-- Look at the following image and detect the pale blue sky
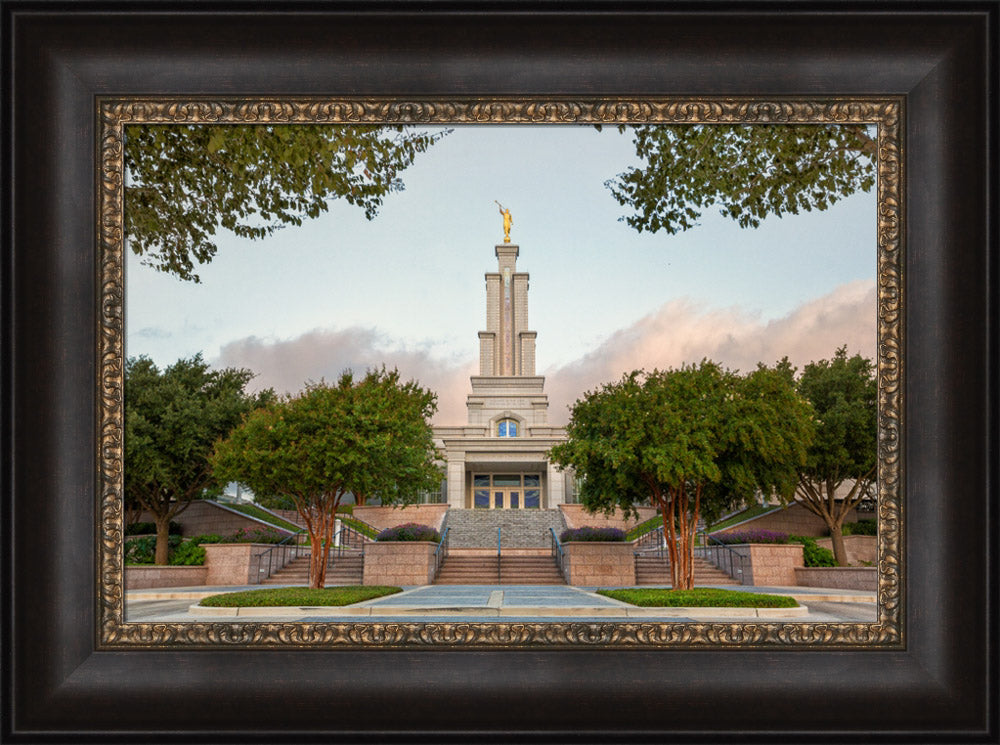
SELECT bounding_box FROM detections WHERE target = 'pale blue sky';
[126,125,875,401]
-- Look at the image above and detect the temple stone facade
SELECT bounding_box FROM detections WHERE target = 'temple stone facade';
[432,243,573,509]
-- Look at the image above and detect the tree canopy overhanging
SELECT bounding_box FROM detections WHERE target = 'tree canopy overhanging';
[124,124,446,282]
[606,123,877,235]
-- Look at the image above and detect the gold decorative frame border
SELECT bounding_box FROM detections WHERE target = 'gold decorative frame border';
[98,97,903,648]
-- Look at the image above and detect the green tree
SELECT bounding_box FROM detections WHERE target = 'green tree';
[124,355,273,564]
[550,361,812,590]
[211,368,442,588]
[125,124,446,282]
[793,348,877,566]
[606,124,876,236]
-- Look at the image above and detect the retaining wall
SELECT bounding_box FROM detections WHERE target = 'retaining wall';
[559,504,657,531]
[726,543,805,586]
[363,542,437,586]
[795,567,878,591]
[353,504,450,532]
[815,535,877,566]
[563,542,635,587]
[125,565,208,590]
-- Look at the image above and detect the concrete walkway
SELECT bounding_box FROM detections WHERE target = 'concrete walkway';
[126,583,876,623]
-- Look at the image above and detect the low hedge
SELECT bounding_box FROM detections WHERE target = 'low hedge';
[560,527,626,542]
[842,520,877,536]
[125,520,182,536]
[789,535,837,567]
[375,523,441,542]
[710,529,789,545]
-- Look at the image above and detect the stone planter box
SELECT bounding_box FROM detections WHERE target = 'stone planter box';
[563,542,635,587]
[203,543,281,585]
[795,566,878,591]
[125,565,208,590]
[363,541,437,586]
[726,543,805,586]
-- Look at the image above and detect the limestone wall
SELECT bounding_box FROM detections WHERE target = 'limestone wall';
[353,504,449,532]
[714,502,867,538]
[363,542,437,586]
[559,504,658,531]
[202,543,278,585]
[125,565,208,589]
[815,535,877,566]
[563,542,635,587]
[727,543,805,586]
[795,567,877,591]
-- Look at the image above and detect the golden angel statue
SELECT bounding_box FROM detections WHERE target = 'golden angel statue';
[495,201,512,243]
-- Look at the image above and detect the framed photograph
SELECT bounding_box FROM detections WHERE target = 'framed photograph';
[3,3,995,742]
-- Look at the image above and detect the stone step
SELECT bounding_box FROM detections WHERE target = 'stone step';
[443,508,567,549]
[634,555,740,586]
[261,553,364,586]
[434,555,565,585]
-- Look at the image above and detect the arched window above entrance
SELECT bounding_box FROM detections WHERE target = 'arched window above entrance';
[497,419,518,437]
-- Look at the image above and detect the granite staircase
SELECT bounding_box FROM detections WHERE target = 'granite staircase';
[443,508,567,548]
[634,554,741,586]
[261,550,364,586]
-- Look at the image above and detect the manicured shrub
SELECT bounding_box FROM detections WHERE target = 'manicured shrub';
[710,529,789,545]
[125,520,182,536]
[223,526,291,544]
[169,541,207,566]
[560,526,626,542]
[336,504,354,515]
[125,534,181,564]
[789,535,837,567]
[375,523,441,542]
[842,519,877,536]
[187,533,226,545]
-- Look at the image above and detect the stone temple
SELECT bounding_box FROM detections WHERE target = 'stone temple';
[432,241,575,510]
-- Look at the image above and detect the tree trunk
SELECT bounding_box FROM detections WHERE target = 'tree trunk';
[154,516,171,565]
[828,523,849,567]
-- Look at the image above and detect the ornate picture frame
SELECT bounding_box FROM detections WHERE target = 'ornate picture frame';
[100,97,902,649]
[4,4,994,741]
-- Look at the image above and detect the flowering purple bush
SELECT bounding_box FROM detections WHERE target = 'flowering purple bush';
[710,529,789,545]
[223,526,291,544]
[560,526,626,542]
[375,523,441,542]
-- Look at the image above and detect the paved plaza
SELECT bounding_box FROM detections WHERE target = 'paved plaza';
[125,583,877,623]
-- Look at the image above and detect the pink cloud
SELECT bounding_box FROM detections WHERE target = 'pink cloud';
[543,280,877,423]
[214,327,475,423]
[215,280,876,426]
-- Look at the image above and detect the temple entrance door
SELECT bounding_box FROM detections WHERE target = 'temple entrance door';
[473,473,542,509]
[491,489,521,509]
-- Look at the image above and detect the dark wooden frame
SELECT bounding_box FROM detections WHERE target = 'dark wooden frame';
[2,3,996,741]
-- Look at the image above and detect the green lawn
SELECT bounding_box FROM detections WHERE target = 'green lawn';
[199,586,402,607]
[707,504,781,533]
[597,587,798,608]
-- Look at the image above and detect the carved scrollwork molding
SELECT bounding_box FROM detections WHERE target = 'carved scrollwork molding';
[98,97,902,648]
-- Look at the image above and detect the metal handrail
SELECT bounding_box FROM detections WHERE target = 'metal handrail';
[549,527,568,582]
[432,526,450,580]
[251,529,309,584]
[633,524,669,559]
[694,531,749,584]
